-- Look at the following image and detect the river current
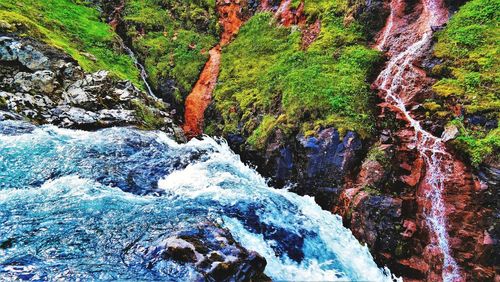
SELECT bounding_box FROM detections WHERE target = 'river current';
[0,120,395,281]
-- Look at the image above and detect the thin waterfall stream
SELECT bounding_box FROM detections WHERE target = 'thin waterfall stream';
[374,0,461,280]
[122,43,157,99]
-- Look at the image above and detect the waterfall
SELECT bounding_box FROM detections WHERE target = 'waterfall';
[373,0,461,280]
[122,44,156,99]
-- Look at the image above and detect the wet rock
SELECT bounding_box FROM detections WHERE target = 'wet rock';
[161,238,198,262]
[466,114,498,131]
[223,126,366,210]
[0,110,23,121]
[143,222,268,282]
[0,36,50,70]
[13,70,57,94]
[294,128,364,194]
[441,124,459,142]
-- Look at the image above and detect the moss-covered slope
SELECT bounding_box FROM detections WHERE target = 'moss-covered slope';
[0,0,140,84]
[121,0,218,105]
[208,1,381,150]
[432,0,499,165]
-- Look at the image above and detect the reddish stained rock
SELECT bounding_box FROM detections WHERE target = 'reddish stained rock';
[401,156,423,187]
[183,0,246,139]
[401,220,417,238]
[275,0,305,27]
[301,20,321,49]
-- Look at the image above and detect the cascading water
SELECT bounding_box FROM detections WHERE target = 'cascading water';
[122,44,156,99]
[0,120,397,281]
[374,0,461,280]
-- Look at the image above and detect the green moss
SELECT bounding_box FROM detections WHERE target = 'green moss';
[0,0,140,84]
[0,96,6,109]
[433,0,499,114]
[362,185,381,196]
[122,0,218,100]
[450,119,500,166]
[132,99,164,130]
[423,101,442,112]
[433,0,499,165]
[247,115,285,150]
[212,7,380,148]
[366,145,391,169]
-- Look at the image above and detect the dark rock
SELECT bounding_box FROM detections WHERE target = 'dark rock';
[274,146,293,183]
[222,126,366,210]
[467,115,487,126]
[346,0,390,40]
[0,36,50,70]
[162,238,198,262]
[142,222,267,282]
[296,128,364,189]
[315,187,342,210]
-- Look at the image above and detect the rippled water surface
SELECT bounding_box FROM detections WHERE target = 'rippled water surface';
[0,121,395,281]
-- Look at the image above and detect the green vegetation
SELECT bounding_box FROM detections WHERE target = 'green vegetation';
[432,0,499,165]
[131,99,165,130]
[450,119,499,166]
[122,0,218,102]
[0,96,6,109]
[0,0,140,84]
[366,144,391,169]
[211,3,380,149]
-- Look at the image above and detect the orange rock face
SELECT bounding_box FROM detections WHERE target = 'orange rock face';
[183,0,246,139]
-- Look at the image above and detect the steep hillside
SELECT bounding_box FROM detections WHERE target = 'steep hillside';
[115,0,219,111]
[0,0,140,84]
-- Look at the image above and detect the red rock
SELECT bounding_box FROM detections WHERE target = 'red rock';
[401,220,417,238]
[183,0,246,138]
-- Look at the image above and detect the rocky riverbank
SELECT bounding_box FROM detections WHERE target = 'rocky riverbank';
[0,36,182,139]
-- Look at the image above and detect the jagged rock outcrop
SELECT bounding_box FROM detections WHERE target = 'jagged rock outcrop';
[0,36,183,139]
[226,127,366,204]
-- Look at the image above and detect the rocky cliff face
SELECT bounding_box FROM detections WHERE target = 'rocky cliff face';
[0,36,182,139]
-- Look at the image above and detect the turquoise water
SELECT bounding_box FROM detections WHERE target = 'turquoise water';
[0,121,395,281]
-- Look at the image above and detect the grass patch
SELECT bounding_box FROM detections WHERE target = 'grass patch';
[0,0,140,84]
[132,99,164,130]
[122,0,218,102]
[450,119,499,166]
